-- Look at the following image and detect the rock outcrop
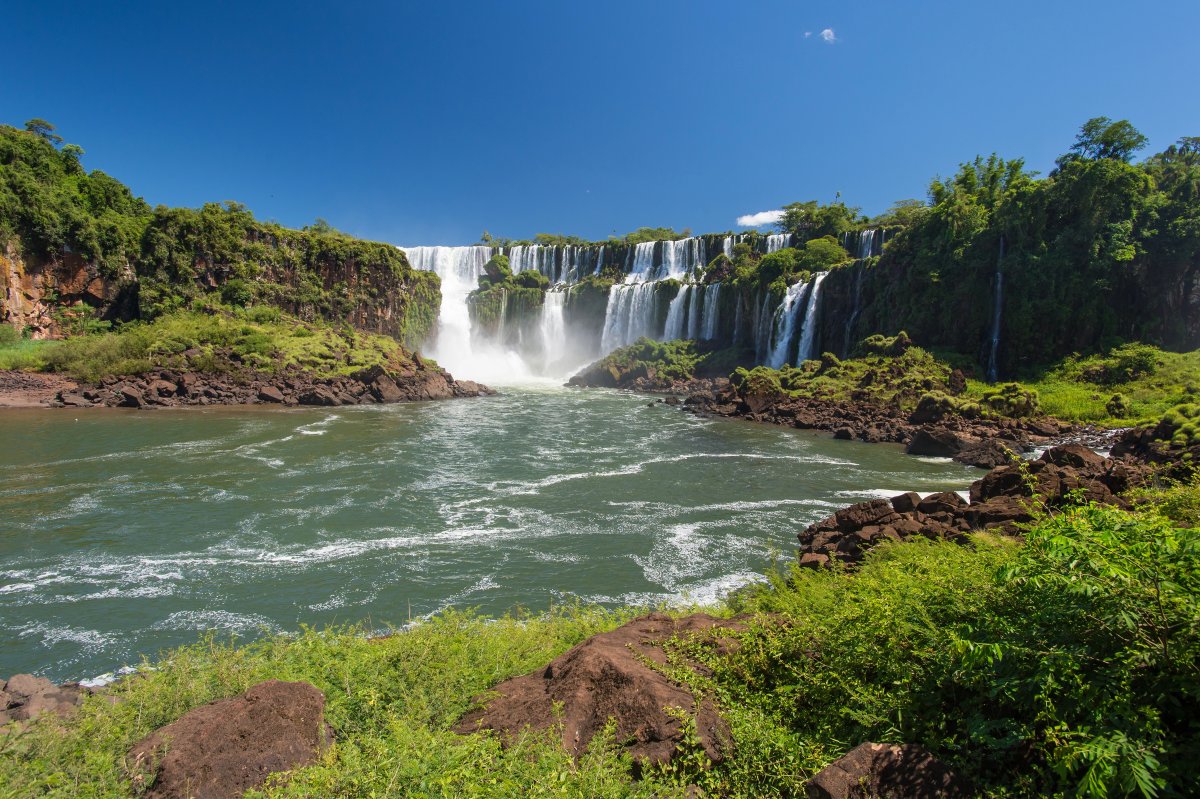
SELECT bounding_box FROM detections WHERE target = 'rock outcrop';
[797,444,1149,567]
[0,673,87,724]
[681,380,1094,469]
[455,613,743,770]
[806,742,969,799]
[128,680,330,799]
[38,361,491,410]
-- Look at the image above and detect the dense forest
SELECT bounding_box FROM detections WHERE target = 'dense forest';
[0,120,439,349]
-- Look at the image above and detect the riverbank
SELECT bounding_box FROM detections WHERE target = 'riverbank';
[3,424,1196,797]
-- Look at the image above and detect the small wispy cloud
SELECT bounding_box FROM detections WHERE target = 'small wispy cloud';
[737,210,784,227]
[820,28,837,44]
[804,31,812,38]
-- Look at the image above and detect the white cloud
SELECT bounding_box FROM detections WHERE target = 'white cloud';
[737,210,785,227]
[804,31,812,38]
[820,28,836,43]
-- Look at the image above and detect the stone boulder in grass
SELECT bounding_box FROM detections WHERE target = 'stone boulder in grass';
[806,742,970,799]
[455,613,745,771]
[128,680,331,799]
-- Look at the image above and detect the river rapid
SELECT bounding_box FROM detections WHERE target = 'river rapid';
[0,384,977,682]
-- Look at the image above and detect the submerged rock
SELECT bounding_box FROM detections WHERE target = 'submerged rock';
[128,679,330,799]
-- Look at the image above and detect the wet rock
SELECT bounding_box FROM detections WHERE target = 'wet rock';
[953,439,1018,469]
[128,680,330,799]
[891,492,922,514]
[298,386,340,406]
[806,742,969,799]
[906,427,971,458]
[455,613,740,770]
[257,385,285,403]
[117,385,144,408]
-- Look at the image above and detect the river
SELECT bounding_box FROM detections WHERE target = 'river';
[0,385,977,681]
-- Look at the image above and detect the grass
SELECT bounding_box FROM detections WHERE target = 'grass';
[0,606,687,799]
[0,305,420,383]
[964,344,1200,426]
[0,338,57,371]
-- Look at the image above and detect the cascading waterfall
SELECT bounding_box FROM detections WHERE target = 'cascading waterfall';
[601,282,662,353]
[795,272,829,364]
[663,284,692,342]
[840,228,877,355]
[685,282,704,340]
[986,235,1006,382]
[539,288,568,371]
[402,233,846,382]
[766,281,809,369]
[398,245,496,377]
[753,290,775,364]
[701,284,721,340]
[765,233,793,254]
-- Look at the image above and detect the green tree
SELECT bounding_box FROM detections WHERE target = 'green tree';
[24,118,62,146]
[1059,117,1149,166]
[777,200,860,241]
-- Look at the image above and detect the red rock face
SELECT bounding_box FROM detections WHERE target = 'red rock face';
[1,243,130,338]
[127,680,331,799]
[455,613,745,770]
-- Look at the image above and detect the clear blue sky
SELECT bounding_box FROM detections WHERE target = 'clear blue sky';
[4,1,1198,245]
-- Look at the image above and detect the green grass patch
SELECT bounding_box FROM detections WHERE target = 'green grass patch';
[965,344,1200,426]
[0,338,58,371]
[20,305,415,383]
[0,607,688,799]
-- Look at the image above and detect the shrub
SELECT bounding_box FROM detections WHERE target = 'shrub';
[980,382,1040,417]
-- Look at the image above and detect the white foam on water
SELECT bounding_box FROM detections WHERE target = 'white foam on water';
[152,610,281,634]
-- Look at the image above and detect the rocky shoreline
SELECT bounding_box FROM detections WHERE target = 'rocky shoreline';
[0,361,492,410]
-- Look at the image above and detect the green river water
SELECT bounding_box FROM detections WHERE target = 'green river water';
[0,385,978,682]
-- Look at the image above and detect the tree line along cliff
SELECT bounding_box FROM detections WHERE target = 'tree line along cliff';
[0,120,439,350]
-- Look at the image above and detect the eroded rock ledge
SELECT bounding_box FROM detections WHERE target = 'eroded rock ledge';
[797,443,1149,568]
[33,361,491,409]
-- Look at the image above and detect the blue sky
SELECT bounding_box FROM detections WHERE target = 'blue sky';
[4,1,1198,245]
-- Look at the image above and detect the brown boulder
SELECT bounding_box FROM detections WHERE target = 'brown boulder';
[128,680,330,799]
[455,613,737,770]
[891,492,922,514]
[1041,443,1105,471]
[906,427,973,458]
[953,439,1018,469]
[917,492,967,515]
[257,385,285,403]
[298,386,340,406]
[806,742,969,799]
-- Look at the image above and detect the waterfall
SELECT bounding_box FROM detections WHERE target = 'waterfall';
[795,272,829,364]
[593,245,605,275]
[857,229,876,260]
[600,282,661,353]
[986,236,1006,382]
[722,236,735,259]
[766,234,793,254]
[685,282,703,340]
[398,245,495,376]
[766,281,809,368]
[663,284,691,341]
[753,290,775,363]
[625,242,657,283]
[540,288,568,371]
[843,264,866,356]
[701,284,721,340]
